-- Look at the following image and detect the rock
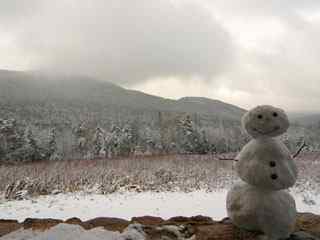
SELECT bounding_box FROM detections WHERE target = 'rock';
[64,217,83,225]
[0,213,319,239]
[289,231,320,240]
[296,213,320,238]
[131,216,164,225]
[82,217,130,231]
[145,224,195,240]
[196,222,260,240]
[167,215,214,225]
[190,215,215,223]
[0,220,21,237]
[23,218,63,230]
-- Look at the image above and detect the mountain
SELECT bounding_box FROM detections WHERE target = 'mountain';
[0,69,246,121]
[288,112,320,126]
[177,97,245,121]
[1,69,320,160]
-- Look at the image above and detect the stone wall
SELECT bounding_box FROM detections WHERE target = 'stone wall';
[1,213,320,239]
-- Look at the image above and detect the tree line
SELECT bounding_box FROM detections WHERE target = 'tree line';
[0,112,317,163]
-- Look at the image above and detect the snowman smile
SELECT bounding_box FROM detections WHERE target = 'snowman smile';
[252,126,280,135]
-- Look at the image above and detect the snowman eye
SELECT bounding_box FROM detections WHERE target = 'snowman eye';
[273,112,278,117]
[257,114,263,119]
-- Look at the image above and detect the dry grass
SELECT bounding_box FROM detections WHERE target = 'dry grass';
[0,153,319,199]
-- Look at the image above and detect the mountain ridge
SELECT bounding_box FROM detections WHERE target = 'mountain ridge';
[0,69,246,121]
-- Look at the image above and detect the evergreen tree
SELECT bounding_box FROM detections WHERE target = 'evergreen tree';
[17,127,42,162]
[178,115,200,154]
[105,124,121,158]
[92,127,105,158]
[0,119,24,162]
[119,124,133,156]
[47,128,60,160]
[73,122,89,158]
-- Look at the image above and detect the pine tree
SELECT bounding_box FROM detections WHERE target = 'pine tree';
[142,126,155,154]
[178,115,199,153]
[105,124,121,158]
[22,127,41,161]
[73,122,88,158]
[47,128,60,160]
[0,119,23,153]
[119,124,133,156]
[0,119,25,162]
[92,127,105,158]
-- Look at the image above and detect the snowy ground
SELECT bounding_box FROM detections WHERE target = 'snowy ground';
[0,189,319,222]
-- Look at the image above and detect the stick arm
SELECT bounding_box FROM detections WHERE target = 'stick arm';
[292,140,307,159]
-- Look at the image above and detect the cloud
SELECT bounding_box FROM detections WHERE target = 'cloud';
[2,0,320,112]
[0,0,234,85]
[0,1,43,28]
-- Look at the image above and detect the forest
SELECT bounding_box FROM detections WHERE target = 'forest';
[0,101,319,163]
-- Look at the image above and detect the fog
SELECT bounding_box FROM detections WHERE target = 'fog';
[1,0,320,112]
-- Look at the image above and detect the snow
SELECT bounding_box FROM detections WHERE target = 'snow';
[0,189,319,223]
[1,223,145,240]
[0,189,319,239]
[0,190,227,222]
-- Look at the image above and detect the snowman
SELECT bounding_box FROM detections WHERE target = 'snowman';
[226,105,298,240]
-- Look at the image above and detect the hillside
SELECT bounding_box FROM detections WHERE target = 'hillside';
[0,69,245,121]
[0,69,319,162]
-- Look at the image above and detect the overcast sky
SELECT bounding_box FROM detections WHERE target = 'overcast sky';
[1,0,320,112]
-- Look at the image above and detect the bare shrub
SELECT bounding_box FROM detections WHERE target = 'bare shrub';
[0,153,319,199]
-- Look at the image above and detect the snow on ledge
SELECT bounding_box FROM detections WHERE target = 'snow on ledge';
[1,223,145,240]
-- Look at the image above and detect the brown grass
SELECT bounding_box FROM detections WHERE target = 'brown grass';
[0,153,319,198]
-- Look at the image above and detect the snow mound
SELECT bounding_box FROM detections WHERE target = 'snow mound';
[1,223,145,240]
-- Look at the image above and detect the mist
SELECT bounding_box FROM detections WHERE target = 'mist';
[1,0,320,111]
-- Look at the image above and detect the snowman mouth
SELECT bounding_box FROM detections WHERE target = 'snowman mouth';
[253,126,280,135]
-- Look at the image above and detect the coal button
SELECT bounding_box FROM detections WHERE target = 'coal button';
[271,174,278,180]
[269,161,276,167]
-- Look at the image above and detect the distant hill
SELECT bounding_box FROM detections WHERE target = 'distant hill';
[1,69,320,160]
[288,112,320,126]
[0,69,246,121]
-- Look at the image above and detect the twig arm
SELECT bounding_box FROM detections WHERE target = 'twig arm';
[218,156,238,162]
[293,140,307,159]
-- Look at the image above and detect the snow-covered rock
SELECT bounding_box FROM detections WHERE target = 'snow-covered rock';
[1,223,145,240]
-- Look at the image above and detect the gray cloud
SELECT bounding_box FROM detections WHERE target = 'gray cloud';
[2,0,320,112]
[0,1,43,28]
[1,0,234,85]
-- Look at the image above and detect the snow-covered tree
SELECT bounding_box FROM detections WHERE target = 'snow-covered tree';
[8,127,42,162]
[46,128,61,161]
[73,122,89,158]
[176,116,214,154]
[0,119,23,153]
[177,115,199,154]
[105,124,121,158]
[92,127,105,158]
[0,119,25,162]
[119,124,133,156]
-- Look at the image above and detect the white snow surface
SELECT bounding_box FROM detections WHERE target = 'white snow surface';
[0,190,319,239]
[0,190,319,222]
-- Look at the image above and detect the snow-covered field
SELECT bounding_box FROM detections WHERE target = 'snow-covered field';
[0,154,319,239]
[0,189,319,222]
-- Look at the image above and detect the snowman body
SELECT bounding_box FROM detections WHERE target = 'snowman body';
[226,105,298,240]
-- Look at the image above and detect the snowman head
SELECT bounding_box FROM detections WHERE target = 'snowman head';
[242,105,289,138]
